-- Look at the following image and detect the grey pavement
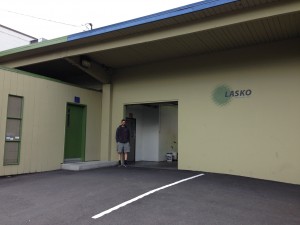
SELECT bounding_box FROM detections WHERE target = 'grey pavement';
[0,167,299,225]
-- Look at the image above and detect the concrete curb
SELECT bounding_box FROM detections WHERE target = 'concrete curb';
[61,161,118,171]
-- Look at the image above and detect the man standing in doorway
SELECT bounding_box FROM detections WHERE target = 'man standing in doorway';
[116,119,130,167]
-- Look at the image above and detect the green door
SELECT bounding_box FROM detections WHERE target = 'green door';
[64,104,86,161]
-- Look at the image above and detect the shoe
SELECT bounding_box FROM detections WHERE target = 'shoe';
[123,164,127,167]
[117,160,121,167]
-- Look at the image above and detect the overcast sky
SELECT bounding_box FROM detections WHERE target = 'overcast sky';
[0,0,201,40]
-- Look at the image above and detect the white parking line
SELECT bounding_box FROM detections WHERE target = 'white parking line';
[92,173,204,219]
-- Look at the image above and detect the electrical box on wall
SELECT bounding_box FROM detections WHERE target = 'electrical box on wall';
[74,96,80,103]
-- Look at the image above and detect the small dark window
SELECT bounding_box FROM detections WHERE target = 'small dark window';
[4,95,23,165]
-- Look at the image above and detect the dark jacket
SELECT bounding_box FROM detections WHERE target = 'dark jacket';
[116,125,130,143]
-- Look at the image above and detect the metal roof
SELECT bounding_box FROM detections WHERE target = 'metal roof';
[68,0,238,41]
[0,0,299,90]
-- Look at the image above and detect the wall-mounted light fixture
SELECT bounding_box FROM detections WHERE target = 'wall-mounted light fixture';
[80,55,92,68]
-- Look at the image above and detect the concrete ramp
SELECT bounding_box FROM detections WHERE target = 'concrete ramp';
[61,161,118,171]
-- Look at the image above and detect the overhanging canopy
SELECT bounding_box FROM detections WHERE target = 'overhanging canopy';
[0,0,299,90]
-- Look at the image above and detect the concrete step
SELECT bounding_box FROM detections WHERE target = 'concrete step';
[61,161,118,171]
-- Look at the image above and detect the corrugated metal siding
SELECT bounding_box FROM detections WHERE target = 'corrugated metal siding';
[0,68,102,176]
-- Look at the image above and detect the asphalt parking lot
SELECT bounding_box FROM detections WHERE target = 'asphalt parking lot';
[0,167,299,225]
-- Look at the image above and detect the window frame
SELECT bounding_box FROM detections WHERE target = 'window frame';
[3,95,24,166]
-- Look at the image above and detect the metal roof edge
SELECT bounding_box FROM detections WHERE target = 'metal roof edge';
[67,0,238,41]
[0,36,68,57]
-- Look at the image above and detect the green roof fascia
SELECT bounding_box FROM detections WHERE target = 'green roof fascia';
[0,36,68,57]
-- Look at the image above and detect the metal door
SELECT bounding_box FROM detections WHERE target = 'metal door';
[64,104,86,161]
[126,117,136,162]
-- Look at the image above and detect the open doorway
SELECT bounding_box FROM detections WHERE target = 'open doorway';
[125,101,178,169]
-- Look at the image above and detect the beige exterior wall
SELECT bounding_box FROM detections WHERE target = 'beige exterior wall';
[110,38,300,184]
[0,69,102,176]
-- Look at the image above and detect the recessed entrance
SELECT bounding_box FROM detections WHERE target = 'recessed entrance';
[125,101,178,169]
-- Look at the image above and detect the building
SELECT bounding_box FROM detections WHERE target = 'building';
[0,0,300,184]
[0,24,37,51]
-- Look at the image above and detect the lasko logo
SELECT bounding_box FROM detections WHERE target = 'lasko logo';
[212,85,232,106]
[225,89,252,97]
[212,85,252,106]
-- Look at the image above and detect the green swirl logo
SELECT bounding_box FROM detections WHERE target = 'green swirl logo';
[212,85,232,106]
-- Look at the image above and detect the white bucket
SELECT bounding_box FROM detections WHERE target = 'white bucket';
[166,153,173,162]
